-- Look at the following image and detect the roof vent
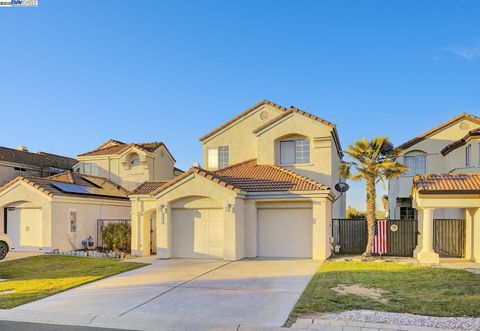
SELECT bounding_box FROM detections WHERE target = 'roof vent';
[17,146,28,152]
[192,162,200,168]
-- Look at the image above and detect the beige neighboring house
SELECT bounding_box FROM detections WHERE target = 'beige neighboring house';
[389,113,480,264]
[0,172,130,252]
[130,100,346,261]
[76,139,182,192]
[0,145,78,186]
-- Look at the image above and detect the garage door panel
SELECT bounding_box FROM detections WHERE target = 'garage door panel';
[7,208,43,251]
[172,208,224,259]
[258,208,312,258]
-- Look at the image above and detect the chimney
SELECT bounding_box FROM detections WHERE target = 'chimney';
[17,146,28,152]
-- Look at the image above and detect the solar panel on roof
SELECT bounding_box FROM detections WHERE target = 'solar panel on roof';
[51,182,90,194]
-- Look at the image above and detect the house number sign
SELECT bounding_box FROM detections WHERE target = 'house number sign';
[390,224,398,232]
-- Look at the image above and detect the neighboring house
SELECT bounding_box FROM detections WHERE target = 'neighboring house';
[388,113,480,220]
[0,145,78,187]
[130,100,346,260]
[76,139,181,192]
[388,113,480,264]
[0,172,130,252]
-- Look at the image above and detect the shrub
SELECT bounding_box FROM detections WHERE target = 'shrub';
[101,223,131,253]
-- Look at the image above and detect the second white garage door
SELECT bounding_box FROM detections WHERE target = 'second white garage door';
[257,208,312,258]
[172,208,224,259]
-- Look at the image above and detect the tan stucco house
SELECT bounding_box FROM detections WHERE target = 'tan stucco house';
[130,100,346,260]
[0,172,130,252]
[388,113,480,263]
[76,139,182,192]
[0,139,181,253]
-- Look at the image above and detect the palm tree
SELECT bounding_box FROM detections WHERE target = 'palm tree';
[339,137,408,256]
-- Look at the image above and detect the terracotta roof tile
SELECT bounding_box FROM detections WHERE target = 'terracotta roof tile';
[78,140,176,161]
[131,181,169,195]
[132,159,330,196]
[413,173,480,194]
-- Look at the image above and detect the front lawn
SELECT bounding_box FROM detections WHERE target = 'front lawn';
[292,261,480,318]
[0,255,147,309]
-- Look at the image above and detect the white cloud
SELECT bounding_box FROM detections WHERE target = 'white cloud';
[444,45,480,61]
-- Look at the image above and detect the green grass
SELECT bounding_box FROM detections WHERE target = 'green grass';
[0,255,148,309]
[291,261,480,318]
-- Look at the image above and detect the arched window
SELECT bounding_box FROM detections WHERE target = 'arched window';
[129,153,140,167]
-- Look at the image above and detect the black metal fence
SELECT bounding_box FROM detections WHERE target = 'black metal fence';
[97,219,131,250]
[332,218,418,256]
[434,219,466,258]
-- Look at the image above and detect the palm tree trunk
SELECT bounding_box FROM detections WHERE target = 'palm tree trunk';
[364,175,377,256]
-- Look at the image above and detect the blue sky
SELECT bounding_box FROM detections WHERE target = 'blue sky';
[1,1,479,209]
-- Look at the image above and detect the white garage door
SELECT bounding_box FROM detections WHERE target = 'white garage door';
[258,208,312,258]
[7,208,43,251]
[172,208,224,259]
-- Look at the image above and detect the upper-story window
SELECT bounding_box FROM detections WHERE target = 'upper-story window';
[129,153,140,167]
[280,139,310,165]
[403,153,426,176]
[208,146,229,169]
[466,144,472,167]
[83,163,98,176]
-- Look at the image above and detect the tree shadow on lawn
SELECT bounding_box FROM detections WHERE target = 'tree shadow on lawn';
[292,261,480,318]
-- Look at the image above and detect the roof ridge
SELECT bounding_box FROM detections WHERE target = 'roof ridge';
[199,100,289,142]
[398,112,480,150]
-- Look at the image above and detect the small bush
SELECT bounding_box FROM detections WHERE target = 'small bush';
[101,223,131,253]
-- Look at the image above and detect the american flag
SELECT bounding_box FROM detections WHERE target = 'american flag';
[372,220,388,254]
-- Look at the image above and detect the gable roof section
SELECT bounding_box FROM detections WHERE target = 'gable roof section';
[398,113,480,150]
[199,100,288,142]
[252,107,335,134]
[132,159,330,197]
[131,181,169,195]
[78,141,175,161]
[0,146,77,170]
[441,128,480,155]
[413,173,480,194]
[0,172,130,200]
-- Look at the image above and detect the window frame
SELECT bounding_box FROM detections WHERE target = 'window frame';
[466,144,472,167]
[279,138,310,165]
[403,154,426,176]
[218,146,229,169]
[69,209,77,233]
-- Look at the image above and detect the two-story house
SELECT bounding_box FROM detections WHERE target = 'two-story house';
[130,100,346,261]
[389,113,480,264]
[389,113,480,221]
[76,139,182,191]
[0,145,78,186]
[0,140,181,253]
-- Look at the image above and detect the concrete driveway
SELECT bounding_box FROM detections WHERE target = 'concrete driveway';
[0,252,42,262]
[14,257,321,330]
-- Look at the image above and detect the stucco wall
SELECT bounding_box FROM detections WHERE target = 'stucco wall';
[51,199,131,251]
[0,163,41,187]
[201,104,284,169]
[389,118,480,216]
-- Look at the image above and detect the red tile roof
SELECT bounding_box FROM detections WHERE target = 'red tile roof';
[132,159,330,196]
[413,173,480,194]
[131,181,169,195]
[78,140,176,163]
